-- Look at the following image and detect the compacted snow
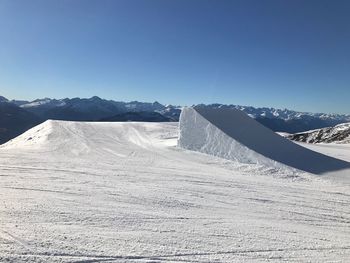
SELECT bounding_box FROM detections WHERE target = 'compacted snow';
[179,106,350,176]
[1,118,350,262]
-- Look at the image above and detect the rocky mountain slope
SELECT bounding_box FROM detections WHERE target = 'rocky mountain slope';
[288,123,350,144]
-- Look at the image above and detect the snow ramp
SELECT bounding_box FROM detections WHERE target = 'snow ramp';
[178,106,350,175]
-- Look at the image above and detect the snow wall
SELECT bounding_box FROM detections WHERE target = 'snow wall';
[178,106,350,175]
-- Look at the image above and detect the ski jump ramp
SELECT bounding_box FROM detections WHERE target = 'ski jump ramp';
[178,106,350,175]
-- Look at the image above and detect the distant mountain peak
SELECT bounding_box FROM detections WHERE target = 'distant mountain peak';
[89,96,102,101]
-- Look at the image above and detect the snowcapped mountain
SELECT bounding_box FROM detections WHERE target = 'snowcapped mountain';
[197,104,350,133]
[231,105,350,122]
[16,98,350,126]
[21,98,66,108]
[17,96,180,121]
[1,95,350,135]
[288,123,350,144]
[203,103,350,122]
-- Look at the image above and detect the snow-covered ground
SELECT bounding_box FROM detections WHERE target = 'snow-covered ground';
[179,106,350,176]
[300,142,350,163]
[1,120,350,262]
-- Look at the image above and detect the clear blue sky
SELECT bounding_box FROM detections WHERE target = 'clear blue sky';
[0,0,349,114]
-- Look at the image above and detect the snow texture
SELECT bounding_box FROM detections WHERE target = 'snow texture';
[178,106,291,172]
[178,106,350,175]
[0,120,350,262]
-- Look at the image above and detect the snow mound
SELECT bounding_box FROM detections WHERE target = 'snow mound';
[1,120,178,155]
[178,106,350,175]
[1,120,57,149]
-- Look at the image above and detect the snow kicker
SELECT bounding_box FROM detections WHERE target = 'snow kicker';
[178,106,350,175]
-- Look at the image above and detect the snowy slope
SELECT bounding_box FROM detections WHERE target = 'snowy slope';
[298,142,350,162]
[179,106,350,175]
[289,122,350,144]
[178,107,293,172]
[1,120,350,262]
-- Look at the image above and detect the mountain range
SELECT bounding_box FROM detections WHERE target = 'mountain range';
[15,96,181,121]
[202,103,350,134]
[0,95,349,144]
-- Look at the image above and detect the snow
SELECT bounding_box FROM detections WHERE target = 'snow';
[20,99,66,108]
[20,98,52,108]
[178,107,295,173]
[298,142,350,163]
[296,142,350,184]
[276,131,291,137]
[178,106,350,176]
[1,119,350,262]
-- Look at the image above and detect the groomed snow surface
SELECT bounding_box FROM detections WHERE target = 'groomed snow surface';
[1,110,350,262]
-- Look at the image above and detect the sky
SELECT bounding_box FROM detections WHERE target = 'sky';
[0,0,349,114]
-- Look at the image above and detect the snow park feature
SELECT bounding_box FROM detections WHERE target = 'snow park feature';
[0,118,350,262]
[178,106,350,176]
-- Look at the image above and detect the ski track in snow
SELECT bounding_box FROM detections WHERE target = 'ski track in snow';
[0,121,350,262]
